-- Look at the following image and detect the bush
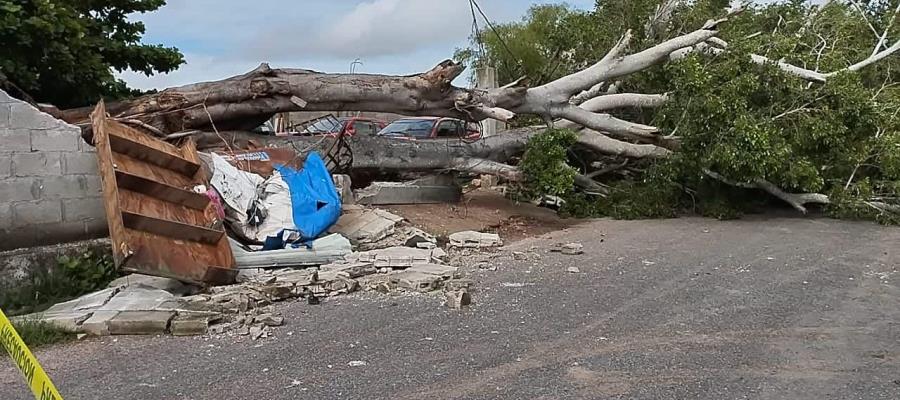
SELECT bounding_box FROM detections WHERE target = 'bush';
[0,249,118,316]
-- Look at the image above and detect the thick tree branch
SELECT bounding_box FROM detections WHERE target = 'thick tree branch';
[704,170,830,213]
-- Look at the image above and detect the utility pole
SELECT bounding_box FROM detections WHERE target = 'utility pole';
[350,58,363,74]
[475,66,501,136]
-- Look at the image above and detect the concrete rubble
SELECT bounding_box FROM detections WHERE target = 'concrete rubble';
[449,231,502,248]
[18,203,504,337]
[552,242,585,255]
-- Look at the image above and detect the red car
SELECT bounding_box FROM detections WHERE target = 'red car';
[300,116,386,137]
[376,117,482,140]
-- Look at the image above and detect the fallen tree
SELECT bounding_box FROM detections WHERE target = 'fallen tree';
[51,0,900,222]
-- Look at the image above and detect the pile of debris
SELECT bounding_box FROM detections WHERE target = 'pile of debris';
[13,103,509,338]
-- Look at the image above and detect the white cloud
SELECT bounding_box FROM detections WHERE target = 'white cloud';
[247,0,474,60]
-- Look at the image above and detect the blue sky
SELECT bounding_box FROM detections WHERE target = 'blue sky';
[118,0,596,90]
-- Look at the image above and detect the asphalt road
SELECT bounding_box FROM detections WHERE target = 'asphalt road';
[2,217,899,399]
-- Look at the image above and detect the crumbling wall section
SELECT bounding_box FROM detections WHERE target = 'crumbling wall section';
[0,90,107,250]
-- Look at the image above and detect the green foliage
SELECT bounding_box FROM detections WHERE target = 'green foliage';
[461,0,900,223]
[0,0,183,107]
[11,319,74,348]
[0,249,118,316]
[518,128,578,198]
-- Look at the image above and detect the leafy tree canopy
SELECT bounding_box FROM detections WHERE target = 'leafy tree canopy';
[0,0,183,107]
[460,0,900,223]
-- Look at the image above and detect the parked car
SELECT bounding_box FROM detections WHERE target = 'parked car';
[299,116,386,137]
[375,117,481,140]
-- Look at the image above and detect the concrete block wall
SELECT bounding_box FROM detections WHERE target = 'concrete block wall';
[0,90,108,250]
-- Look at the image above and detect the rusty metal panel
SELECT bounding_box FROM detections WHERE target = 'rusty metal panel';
[214,148,303,177]
[90,101,236,285]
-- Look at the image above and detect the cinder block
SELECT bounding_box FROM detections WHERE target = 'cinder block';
[37,175,100,199]
[31,129,80,151]
[12,200,62,226]
[0,203,10,226]
[12,152,62,176]
[0,178,40,202]
[63,152,98,175]
[0,153,11,178]
[62,197,105,222]
[0,129,31,153]
[9,103,65,129]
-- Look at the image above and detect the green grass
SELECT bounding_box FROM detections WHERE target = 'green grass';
[10,319,75,348]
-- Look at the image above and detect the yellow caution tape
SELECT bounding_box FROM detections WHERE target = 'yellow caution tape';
[0,309,63,400]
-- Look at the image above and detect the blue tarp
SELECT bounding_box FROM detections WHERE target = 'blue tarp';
[272,152,341,243]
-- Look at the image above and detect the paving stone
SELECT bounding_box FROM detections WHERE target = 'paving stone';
[106,311,174,335]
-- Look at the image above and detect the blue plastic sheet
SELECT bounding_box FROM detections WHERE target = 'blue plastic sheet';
[272,152,341,242]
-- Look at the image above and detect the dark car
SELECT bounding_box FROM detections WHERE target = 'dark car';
[300,116,386,137]
[375,117,481,140]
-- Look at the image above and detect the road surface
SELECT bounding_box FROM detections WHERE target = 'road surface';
[2,217,899,399]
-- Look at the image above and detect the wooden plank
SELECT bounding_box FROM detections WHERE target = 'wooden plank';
[121,211,224,244]
[106,119,201,176]
[118,189,217,227]
[111,152,195,189]
[123,229,236,285]
[91,101,132,266]
[115,169,209,210]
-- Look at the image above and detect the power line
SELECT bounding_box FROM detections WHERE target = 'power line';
[468,0,521,77]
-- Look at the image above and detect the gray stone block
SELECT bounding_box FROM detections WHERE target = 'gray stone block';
[12,152,62,176]
[37,175,100,199]
[0,178,40,202]
[62,197,105,222]
[0,129,32,152]
[356,181,461,205]
[9,103,66,129]
[12,200,62,226]
[0,204,10,226]
[31,129,79,151]
[107,311,175,335]
[0,153,10,178]
[63,152,98,175]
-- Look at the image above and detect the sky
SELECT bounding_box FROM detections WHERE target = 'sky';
[117,0,596,90]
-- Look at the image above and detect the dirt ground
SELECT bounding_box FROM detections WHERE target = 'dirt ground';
[384,189,575,241]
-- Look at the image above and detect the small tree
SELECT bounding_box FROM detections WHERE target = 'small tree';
[0,0,183,107]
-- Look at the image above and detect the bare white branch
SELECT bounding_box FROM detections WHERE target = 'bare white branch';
[704,169,830,213]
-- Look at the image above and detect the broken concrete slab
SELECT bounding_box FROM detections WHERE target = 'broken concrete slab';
[98,286,176,312]
[445,289,471,309]
[320,262,378,279]
[170,311,220,336]
[552,242,585,255]
[340,246,442,268]
[108,274,193,296]
[389,270,443,292]
[253,313,284,327]
[80,311,119,336]
[231,234,352,269]
[44,287,120,313]
[106,310,175,335]
[448,231,502,248]
[406,263,460,279]
[356,181,461,205]
[329,207,403,244]
[403,227,437,249]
